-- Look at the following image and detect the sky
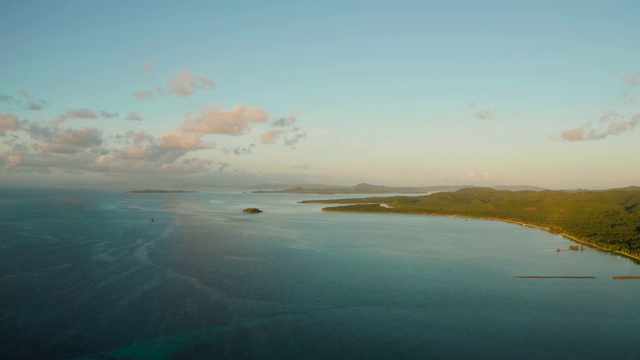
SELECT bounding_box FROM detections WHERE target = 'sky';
[1,0,639,190]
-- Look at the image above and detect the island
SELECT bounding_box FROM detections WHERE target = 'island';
[243,208,263,213]
[301,186,640,261]
[127,190,198,193]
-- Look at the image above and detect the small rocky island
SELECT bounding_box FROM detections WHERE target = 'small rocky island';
[243,208,263,214]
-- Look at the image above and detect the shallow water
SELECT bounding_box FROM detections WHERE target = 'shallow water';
[1,188,639,359]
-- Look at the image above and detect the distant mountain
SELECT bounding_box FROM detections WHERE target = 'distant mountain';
[491,185,547,191]
[252,183,547,195]
[254,183,467,194]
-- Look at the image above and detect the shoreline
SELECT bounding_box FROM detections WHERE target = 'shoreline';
[318,206,640,264]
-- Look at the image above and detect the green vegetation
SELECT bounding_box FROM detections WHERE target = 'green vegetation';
[302,186,640,259]
[243,208,263,213]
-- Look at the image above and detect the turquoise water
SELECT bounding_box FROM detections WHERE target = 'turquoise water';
[1,188,639,359]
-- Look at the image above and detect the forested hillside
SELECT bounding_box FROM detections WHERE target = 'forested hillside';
[302,187,640,258]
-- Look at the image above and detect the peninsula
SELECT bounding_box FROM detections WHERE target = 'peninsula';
[301,186,640,260]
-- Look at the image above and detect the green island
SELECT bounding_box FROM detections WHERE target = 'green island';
[301,186,640,260]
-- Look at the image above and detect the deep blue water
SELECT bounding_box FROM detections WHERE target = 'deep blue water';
[1,188,639,359]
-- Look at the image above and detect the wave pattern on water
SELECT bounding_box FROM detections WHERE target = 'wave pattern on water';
[1,189,640,359]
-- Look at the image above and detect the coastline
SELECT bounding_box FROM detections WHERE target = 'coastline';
[319,207,640,264]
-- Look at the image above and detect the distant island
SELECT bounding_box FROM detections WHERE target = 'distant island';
[243,208,263,213]
[127,189,198,193]
[253,183,545,195]
[302,186,640,261]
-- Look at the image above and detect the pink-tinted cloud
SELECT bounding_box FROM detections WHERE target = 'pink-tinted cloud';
[261,129,284,144]
[166,69,215,96]
[0,113,19,136]
[66,109,97,119]
[623,73,640,87]
[125,112,144,121]
[558,112,640,141]
[181,103,268,135]
[158,130,214,151]
[132,90,153,101]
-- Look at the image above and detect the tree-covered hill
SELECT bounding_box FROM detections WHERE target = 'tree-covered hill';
[301,187,640,258]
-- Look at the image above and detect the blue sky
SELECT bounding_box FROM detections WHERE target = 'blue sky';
[1,0,639,189]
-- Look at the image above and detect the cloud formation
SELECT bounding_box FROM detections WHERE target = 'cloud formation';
[133,90,153,101]
[558,112,640,141]
[37,127,103,154]
[261,129,284,144]
[272,115,296,127]
[475,108,497,120]
[284,132,307,147]
[180,103,268,135]
[167,69,215,96]
[125,112,143,121]
[0,113,20,136]
[100,111,119,118]
[27,101,43,110]
[623,73,640,87]
[158,130,214,151]
[222,144,255,155]
[0,93,20,104]
[66,108,97,119]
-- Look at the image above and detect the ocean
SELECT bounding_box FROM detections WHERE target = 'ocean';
[1,188,639,359]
